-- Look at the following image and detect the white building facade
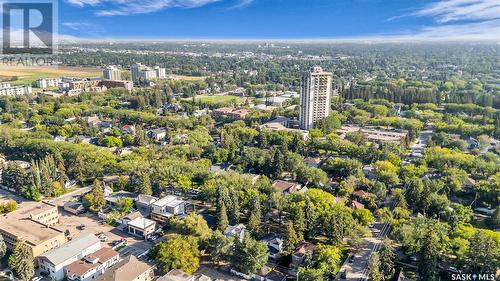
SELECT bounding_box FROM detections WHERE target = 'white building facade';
[299,67,333,130]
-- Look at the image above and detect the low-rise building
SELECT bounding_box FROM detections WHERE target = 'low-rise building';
[0,201,66,260]
[94,255,154,281]
[337,126,408,144]
[65,247,120,281]
[135,194,158,212]
[100,80,133,92]
[211,107,250,120]
[127,217,156,240]
[36,78,61,89]
[38,234,102,280]
[259,117,309,140]
[64,202,86,215]
[0,83,32,96]
[150,195,187,223]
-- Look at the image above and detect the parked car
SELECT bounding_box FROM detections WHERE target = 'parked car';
[97,233,108,241]
[348,255,355,263]
[77,224,86,230]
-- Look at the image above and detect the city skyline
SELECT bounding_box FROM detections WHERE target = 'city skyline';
[59,0,500,41]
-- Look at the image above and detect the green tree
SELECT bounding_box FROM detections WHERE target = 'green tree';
[217,201,229,231]
[369,253,384,281]
[418,230,439,281]
[116,197,134,214]
[353,208,375,226]
[8,242,34,281]
[313,244,342,275]
[298,268,325,281]
[379,240,395,280]
[284,221,302,255]
[83,179,105,212]
[174,213,212,240]
[152,235,200,274]
[231,236,268,275]
[465,230,500,274]
[205,230,232,265]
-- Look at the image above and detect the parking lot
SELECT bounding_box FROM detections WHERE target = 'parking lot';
[57,210,153,255]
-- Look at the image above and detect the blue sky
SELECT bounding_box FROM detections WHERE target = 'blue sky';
[58,0,500,40]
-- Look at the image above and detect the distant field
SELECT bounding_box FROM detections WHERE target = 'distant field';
[195,95,244,104]
[0,66,102,85]
[170,74,207,81]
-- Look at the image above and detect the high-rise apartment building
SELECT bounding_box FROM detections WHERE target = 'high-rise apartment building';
[103,65,121,80]
[299,67,333,130]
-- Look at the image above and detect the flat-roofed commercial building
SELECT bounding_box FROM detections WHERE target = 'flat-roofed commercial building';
[0,202,66,259]
[38,234,102,280]
[337,126,408,144]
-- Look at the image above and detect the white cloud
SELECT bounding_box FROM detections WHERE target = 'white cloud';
[412,0,500,23]
[388,0,500,40]
[66,0,231,16]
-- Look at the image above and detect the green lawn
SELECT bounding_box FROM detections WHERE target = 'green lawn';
[195,95,244,104]
[0,66,102,85]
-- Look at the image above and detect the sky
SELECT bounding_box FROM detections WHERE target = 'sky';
[57,0,500,41]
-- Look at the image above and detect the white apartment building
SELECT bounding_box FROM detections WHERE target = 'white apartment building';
[154,66,166,79]
[0,83,33,96]
[103,65,121,80]
[38,234,102,281]
[36,78,61,89]
[299,66,333,130]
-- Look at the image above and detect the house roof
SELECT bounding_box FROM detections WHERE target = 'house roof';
[272,180,299,193]
[127,217,155,230]
[65,248,118,277]
[293,242,316,258]
[353,190,369,197]
[157,269,193,281]
[350,200,365,209]
[152,195,184,208]
[94,256,152,281]
[40,234,100,266]
[136,194,158,205]
[265,270,286,281]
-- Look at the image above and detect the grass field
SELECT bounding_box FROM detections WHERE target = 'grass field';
[0,66,102,85]
[170,74,207,81]
[195,95,244,104]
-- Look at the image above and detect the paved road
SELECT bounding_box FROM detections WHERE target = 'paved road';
[338,125,434,281]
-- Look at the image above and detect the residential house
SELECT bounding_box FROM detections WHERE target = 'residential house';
[262,234,283,260]
[135,194,158,213]
[350,200,365,209]
[85,115,101,127]
[363,165,376,180]
[147,128,167,142]
[65,248,120,281]
[94,255,154,281]
[272,180,302,194]
[38,234,102,280]
[122,125,136,135]
[157,269,212,281]
[224,224,247,242]
[127,217,156,240]
[150,195,187,223]
[289,242,316,275]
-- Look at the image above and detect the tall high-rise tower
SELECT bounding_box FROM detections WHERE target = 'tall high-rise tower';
[103,65,121,80]
[299,66,333,130]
